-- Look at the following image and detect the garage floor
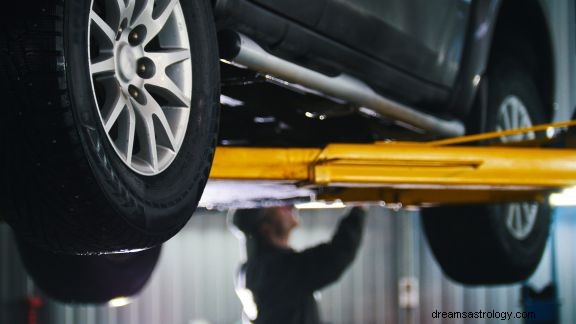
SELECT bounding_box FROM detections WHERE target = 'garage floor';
[1,207,575,324]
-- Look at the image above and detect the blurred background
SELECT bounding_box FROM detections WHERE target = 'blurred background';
[1,206,574,324]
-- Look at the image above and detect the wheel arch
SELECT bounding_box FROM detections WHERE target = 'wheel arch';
[488,0,555,120]
[450,0,554,122]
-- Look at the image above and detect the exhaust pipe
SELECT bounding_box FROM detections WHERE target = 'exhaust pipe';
[220,32,465,137]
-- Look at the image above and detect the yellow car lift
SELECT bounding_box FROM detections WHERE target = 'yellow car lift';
[208,120,576,206]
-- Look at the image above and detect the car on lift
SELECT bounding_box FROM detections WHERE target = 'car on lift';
[215,0,558,285]
[0,0,566,285]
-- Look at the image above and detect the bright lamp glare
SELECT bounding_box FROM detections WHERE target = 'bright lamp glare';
[108,297,132,308]
[236,289,258,320]
[549,187,576,206]
[294,201,347,210]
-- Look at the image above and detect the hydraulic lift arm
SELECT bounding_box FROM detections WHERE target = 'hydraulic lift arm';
[209,121,576,205]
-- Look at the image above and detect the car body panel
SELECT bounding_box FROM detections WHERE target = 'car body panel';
[252,0,470,88]
[542,0,576,122]
[215,0,569,128]
[214,0,452,113]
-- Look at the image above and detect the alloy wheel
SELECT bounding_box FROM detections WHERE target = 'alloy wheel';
[89,0,192,175]
[497,95,538,240]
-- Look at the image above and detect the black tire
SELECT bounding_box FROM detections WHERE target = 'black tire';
[0,0,220,253]
[421,58,551,285]
[17,239,161,304]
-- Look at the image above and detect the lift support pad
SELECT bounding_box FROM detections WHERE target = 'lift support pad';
[208,121,576,206]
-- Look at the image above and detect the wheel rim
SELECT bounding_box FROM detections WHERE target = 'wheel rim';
[497,95,538,240]
[88,0,192,176]
[496,95,535,142]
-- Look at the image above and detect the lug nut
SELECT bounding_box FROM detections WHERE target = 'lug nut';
[128,85,147,105]
[136,57,156,79]
[128,25,147,46]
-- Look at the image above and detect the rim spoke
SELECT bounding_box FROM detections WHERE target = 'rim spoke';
[512,102,520,129]
[91,56,116,76]
[496,125,509,142]
[103,0,125,32]
[104,94,127,132]
[113,0,125,12]
[516,100,526,128]
[519,206,527,232]
[501,109,512,130]
[91,10,116,44]
[144,116,159,172]
[152,0,179,32]
[119,101,136,165]
[506,107,514,129]
[131,0,153,29]
[134,105,159,172]
[123,0,136,22]
[154,110,177,150]
[506,207,515,229]
[509,205,516,231]
[146,75,190,106]
[516,205,524,234]
[132,91,178,171]
[520,114,529,128]
[522,203,531,217]
[511,205,518,234]
[134,0,180,45]
[144,89,177,149]
[506,202,538,240]
[130,0,155,43]
[147,49,190,69]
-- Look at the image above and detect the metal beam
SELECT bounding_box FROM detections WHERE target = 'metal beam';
[210,143,576,189]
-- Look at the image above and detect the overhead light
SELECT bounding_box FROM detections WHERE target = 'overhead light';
[235,289,258,320]
[549,186,576,206]
[294,201,346,210]
[108,297,132,308]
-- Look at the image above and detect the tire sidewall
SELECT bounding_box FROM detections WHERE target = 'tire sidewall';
[490,203,550,268]
[65,0,219,234]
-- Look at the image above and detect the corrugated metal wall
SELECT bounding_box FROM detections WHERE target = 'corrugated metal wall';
[0,223,31,324]
[1,207,574,324]
[554,208,576,323]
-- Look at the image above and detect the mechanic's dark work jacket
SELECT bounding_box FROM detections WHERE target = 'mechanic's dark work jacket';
[244,207,366,324]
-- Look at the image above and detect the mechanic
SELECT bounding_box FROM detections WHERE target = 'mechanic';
[233,205,366,324]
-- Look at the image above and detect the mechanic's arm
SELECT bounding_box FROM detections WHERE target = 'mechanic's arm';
[287,207,366,291]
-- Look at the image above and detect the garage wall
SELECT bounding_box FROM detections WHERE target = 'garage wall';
[554,207,576,323]
[3,207,548,324]
[0,223,31,324]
